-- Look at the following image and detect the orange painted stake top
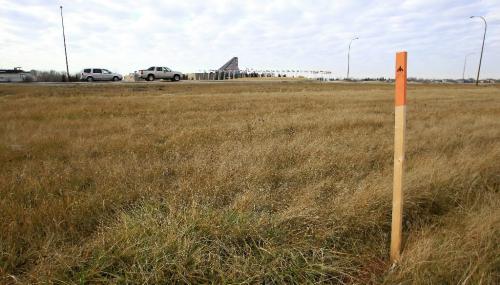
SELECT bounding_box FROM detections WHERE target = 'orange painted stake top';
[395,52,407,106]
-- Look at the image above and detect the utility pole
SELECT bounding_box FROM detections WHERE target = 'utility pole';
[470,16,487,86]
[60,6,70,81]
[346,37,359,80]
[462,53,474,82]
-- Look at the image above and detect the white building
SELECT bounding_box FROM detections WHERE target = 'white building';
[0,68,34,82]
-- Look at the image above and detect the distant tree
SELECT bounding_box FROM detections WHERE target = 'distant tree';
[29,70,79,82]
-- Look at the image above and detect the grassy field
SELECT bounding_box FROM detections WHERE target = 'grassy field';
[0,81,499,284]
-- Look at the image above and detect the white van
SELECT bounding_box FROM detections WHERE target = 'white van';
[80,68,123,82]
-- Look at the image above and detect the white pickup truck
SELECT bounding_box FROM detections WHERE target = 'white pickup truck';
[135,66,183,81]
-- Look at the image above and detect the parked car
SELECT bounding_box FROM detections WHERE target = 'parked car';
[80,68,122,82]
[135,66,183,81]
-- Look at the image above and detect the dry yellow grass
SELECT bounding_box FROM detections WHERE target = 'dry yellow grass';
[0,82,499,284]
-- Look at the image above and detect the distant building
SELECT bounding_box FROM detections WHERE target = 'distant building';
[0,68,34,82]
[218,57,239,72]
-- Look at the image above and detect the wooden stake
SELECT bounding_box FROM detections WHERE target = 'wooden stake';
[391,51,407,263]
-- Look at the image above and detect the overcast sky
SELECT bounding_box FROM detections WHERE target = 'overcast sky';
[1,0,499,78]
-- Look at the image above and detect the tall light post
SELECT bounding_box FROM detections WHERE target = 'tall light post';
[346,37,359,80]
[462,53,475,82]
[60,6,70,81]
[470,16,487,86]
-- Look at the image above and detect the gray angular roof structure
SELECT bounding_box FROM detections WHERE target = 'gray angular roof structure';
[218,57,239,71]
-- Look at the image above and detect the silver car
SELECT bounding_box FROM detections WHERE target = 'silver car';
[80,68,123,82]
[135,66,183,81]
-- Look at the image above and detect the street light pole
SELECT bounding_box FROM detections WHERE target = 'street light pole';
[462,53,475,82]
[470,16,487,86]
[346,37,359,80]
[60,6,70,81]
